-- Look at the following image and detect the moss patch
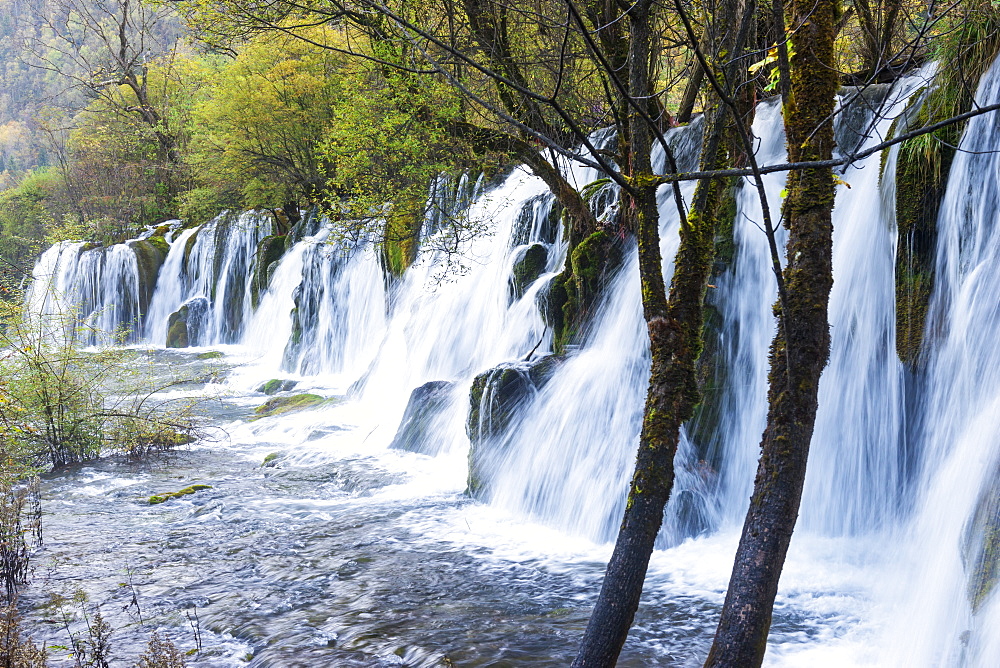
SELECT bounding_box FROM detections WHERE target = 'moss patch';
[511,244,548,299]
[254,393,333,417]
[196,351,224,360]
[149,484,212,505]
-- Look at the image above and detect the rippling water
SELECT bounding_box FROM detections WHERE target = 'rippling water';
[19,348,883,667]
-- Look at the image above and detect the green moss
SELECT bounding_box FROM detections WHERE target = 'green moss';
[250,235,287,308]
[254,393,335,417]
[196,351,224,360]
[553,230,623,350]
[511,243,548,298]
[145,233,170,256]
[166,312,188,348]
[148,484,212,505]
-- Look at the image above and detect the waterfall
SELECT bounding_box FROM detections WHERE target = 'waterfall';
[878,55,1000,667]
[145,210,274,345]
[27,240,141,344]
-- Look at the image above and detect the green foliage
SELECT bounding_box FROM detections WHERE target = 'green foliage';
[137,632,186,668]
[186,29,344,211]
[0,302,200,469]
[0,168,58,294]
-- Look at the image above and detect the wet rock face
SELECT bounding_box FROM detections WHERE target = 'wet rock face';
[389,381,457,456]
[166,297,210,348]
[250,234,288,309]
[510,244,548,300]
[964,470,1000,612]
[511,194,561,247]
[127,237,169,320]
[466,355,565,498]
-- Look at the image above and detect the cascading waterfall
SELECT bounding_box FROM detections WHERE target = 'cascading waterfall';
[27,240,141,344]
[24,54,1000,663]
[877,55,1000,667]
[145,210,274,345]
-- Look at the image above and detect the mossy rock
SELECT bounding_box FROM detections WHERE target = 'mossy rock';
[250,234,288,309]
[127,238,169,322]
[183,228,200,266]
[254,393,332,418]
[166,313,188,348]
[166,298,209,348]
[196,351,224,360]
[510,244,548,300]
[149,484,212,505]
[257,378,299,395]
[894,88,953,369]
[555,230,624,350]
[964,467,1000,613]
[261,452,281,468]
[466,356,565,498]
[389,380,456,455]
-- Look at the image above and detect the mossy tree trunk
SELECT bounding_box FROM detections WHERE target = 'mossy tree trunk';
[572,0,753,664]
[703,0,838,665]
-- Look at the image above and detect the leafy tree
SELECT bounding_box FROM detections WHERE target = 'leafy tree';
[0,301,201,469]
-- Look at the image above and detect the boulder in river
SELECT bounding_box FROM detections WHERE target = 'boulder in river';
[166,297,210,348]
[467,355,564,497]
[389,380,456,455]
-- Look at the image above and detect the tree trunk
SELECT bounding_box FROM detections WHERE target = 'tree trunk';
[703,0,838,665]
[572,0,753,664]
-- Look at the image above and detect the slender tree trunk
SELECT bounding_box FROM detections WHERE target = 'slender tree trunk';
[677,57,705,124]
[703,0,838,665]
[572,0,754,664]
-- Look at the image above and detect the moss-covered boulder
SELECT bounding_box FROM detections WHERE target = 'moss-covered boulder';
[250,234,288,309]
[389,380,456,455]
[552,230,624,351]
[254,393,330,418]
[512,194,562,247]
[510,244,548,300]
[127,238,169,322]
[257,378,299,395]
[149,484,212,505]
[166,297,210,348]
[964,467,1000,613]
[467,355,565,497]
